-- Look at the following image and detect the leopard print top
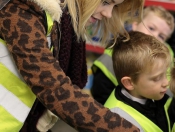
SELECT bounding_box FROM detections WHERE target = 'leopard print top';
[0,0,140,131]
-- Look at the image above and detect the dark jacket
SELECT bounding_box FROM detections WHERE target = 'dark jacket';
[91,68,115,105]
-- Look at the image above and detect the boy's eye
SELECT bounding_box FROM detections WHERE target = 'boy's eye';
[152,77,160,82]
[159,35,166,41]
[152,75,162,82]
[103,1,110,5]
[148,26,154,31]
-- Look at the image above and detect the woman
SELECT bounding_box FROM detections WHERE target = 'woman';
[0,0,144,131]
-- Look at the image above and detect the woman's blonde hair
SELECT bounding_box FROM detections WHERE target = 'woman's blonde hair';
[62,0,144,46]
[143,6,175,37]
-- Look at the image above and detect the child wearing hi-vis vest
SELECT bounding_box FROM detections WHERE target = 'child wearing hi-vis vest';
[104,31,175,132]
[91,6,175,105]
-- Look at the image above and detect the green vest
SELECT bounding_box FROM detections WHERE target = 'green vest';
[105,89,173,132]
[92,48,118,86]
[0,12,53,132]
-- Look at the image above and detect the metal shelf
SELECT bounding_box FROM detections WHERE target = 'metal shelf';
[86,43,104,54]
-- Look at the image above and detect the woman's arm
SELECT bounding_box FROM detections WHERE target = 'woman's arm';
[0,1,139,132]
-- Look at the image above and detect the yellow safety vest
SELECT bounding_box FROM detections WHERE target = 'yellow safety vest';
[0,11,53,132]
[92,48,118,86]
[105,89,173,132]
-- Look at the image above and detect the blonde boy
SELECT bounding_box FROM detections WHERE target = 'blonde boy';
[91,6,175,105]
[132,6,174,42]
[105,31,175,132]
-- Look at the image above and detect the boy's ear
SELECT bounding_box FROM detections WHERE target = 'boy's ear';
[121,77,134,91]
[132,21,138,31]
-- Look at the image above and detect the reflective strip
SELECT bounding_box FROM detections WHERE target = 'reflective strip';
[93,53,118,86]
[0,42,36,108]
[45,11,53,36]
[0,40,21,77]
[0,63,36,108]
[0,106,22,132]
[0,84,30,122]
[47,34,52,49]
[0,11,53,131]
[45,12,53,50]
[110,107,144,132]
[104,48,113,57]
[105,90,163,132]
[164,98,172,132]
[0,40,36,131]
[0,38,5,45]
[172,123,175,132]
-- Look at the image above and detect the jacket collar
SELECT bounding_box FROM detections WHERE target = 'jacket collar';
[0,0,62,23]
[31,0,62,23]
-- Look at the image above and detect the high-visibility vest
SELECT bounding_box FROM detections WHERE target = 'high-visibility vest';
[0,11,53,132]
[92,48,118,86]
[104,89,173,132]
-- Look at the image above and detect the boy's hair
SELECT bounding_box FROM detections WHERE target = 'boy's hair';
[63,0,144,45]
[112,31,171,86]
[143,6,175,36]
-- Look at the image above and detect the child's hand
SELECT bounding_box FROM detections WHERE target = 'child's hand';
[170,67,175,96]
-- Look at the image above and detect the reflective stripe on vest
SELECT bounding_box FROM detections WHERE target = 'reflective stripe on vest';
[0,11,53,131]
[173,124,175,132]
[104,89,172,132]
[92,48,118,86]
[0,40,36,132]
[164,98,173,132]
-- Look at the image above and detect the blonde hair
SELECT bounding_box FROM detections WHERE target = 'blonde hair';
[62,0,144,46]
[112,31,171,86]
[143,6,175,37]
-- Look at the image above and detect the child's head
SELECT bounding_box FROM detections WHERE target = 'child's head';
[112,31,172,100]
[132,6,174,42]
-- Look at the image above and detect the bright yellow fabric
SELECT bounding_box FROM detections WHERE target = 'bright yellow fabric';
[0,106,23,132]
[0,63,36,107]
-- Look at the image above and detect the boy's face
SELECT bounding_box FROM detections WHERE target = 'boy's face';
[131,59,169,100]
[132,12,172,42]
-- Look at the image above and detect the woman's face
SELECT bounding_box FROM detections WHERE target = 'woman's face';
[86,0,125,26]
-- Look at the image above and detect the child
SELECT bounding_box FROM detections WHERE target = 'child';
[91,6,175,105]
[104,31,175,132]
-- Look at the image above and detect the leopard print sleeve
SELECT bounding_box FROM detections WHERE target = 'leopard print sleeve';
[0,1,140,132]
